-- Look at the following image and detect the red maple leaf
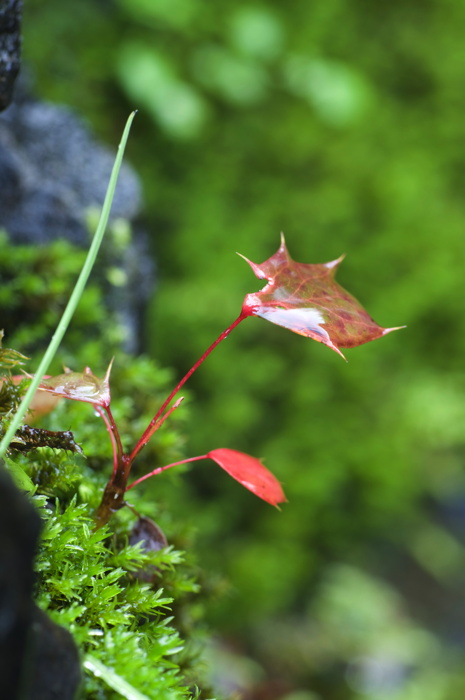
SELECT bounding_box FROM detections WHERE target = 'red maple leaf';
[240,234,403,359]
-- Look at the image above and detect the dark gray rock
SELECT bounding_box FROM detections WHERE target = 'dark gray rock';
[0,462,40,698]
[0,0,22,111]
[0,94,141,244]
[0,90,155,351]
[0,464,81,700]
[27,607,82,700]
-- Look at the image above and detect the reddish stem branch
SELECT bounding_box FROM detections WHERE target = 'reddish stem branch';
[105,405,124,462]
[95,404,125,480]
[128,313,247,464]
[127,454,208,490]
[95,314,247,529]
[95,406,119,477]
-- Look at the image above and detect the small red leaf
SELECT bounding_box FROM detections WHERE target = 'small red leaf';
[37,360,113,408]
[240,234,403,358]
[207,448,286,507]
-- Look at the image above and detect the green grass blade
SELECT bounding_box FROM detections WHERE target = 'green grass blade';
[0,111,137,463]
[83,655,152,700]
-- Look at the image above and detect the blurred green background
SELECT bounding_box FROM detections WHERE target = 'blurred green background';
[21,0,465,698]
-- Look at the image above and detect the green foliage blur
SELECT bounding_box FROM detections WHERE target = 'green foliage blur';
[20,0,465,698]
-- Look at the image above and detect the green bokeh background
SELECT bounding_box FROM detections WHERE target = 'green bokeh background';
[21,1,465,698]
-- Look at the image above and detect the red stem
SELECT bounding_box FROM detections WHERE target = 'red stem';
[128,313,247,463]
[99,404,125,479]
[95,313,247,529]
[127,454,208,490]
[95,406,119,477]
[105,405,124,461]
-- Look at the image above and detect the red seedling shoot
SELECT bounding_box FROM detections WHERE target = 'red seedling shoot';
[35,236,402,528]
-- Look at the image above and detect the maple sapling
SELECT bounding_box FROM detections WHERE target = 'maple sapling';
[35,235,402,528]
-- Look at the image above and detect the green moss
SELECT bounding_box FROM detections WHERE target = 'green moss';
[34,496,193,699]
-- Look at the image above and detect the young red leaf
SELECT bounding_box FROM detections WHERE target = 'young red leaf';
[207,448,286,507]
[37,361,113,408]
[240,234,403,358]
